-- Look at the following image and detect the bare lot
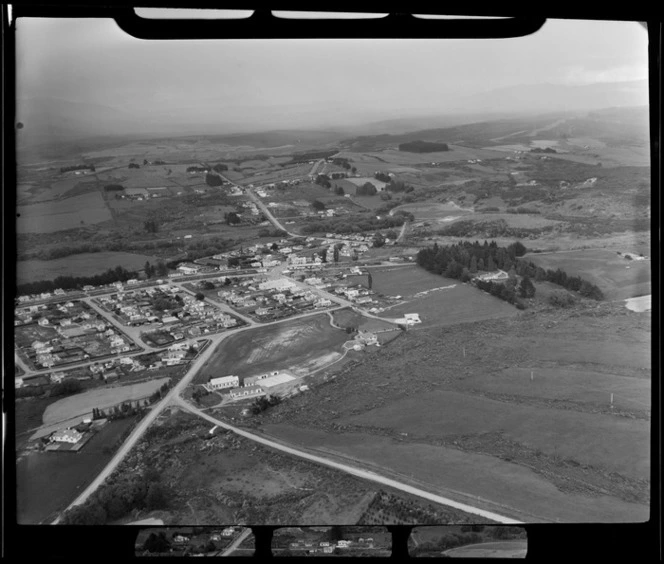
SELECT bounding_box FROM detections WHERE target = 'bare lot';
[194,314,349,382]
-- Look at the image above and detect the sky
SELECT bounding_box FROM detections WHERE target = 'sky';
[14,15,649,133]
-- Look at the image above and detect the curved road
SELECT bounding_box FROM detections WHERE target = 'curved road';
[175,396,522,525]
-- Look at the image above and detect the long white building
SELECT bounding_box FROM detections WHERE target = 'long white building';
[207,375,239,390]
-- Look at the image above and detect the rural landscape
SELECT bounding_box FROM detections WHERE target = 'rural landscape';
[11,14,652,542]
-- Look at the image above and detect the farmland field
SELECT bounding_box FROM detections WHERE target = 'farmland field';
[258,302,650,523]
[16,251,160,284]
[16,416,137,524]
[16,192,112,233]
[42,378,170,425]
[194,314,349,382]
[525,249,651,300]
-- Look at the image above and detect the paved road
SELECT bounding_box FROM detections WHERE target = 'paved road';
[51,325,245,523]
[175,397,522,525]
[308,158,325,179]
[51,303,352,522]
[221,528,253,556]
[82,297,158,352]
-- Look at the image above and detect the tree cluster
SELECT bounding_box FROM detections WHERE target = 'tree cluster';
[61,164,95,173]
[398,140,449,153]
[17,265,137,296]
[186,166,208,173]
[518,261,604,300]
[128,163,140,169]
[143,219,159,233]
[315,174,331,189]
[385,179,414,193]
[205,172,224,187]
[61,464,172,525]
[356,182,378,196]
[300,214,405,235]
[312,199,326,211]
[251,394,281,415]
[257,228,287,238]
[224,211,241,225]
[50,378,83,397]
[374,171,391,183]
[104,184,125,192]
[212,163,228,172]
[332,157,352,170]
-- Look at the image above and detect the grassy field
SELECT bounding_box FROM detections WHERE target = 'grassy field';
[258,302,651,523]
[525,249,651,300]
[42,378,170,425]
[443,540,528,558]
[16,192,113,234]
[16,251,160,284]
[391,202,474,221]
[386,283,518,329]
[16,416,137,524]
[194,314,349,382]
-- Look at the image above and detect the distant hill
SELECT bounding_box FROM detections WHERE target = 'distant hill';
[450,80,649,115]
[341,105,650,151]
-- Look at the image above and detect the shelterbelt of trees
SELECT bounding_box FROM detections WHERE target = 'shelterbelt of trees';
[417,240,604,307]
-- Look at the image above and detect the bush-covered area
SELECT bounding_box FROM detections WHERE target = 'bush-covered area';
[436,219,554,239]
[103,184,125,192]
[299,214,406,235]
[60,461,173,524]
[398,140,450,153]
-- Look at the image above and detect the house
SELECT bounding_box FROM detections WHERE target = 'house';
[54,288,66,296]
[103,370,120,382]
[229,385,264,399]
[173,534,190,544]
[221,527,235,537]
[255,307,271,317]
[38,317,50,326]
[50,428,83,444]
[177,264,200,275]
[357,331,378,346]
[207,375,239,390]
[50,373,65,384]
[243,373,270,386]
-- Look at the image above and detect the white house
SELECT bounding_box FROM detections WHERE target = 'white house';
[51,428,83,444]
[230,385,265,399]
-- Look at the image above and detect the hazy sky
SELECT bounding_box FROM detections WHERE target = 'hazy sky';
[15,16,649,129]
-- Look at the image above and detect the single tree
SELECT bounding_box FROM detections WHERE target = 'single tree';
[519,275,536,298]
